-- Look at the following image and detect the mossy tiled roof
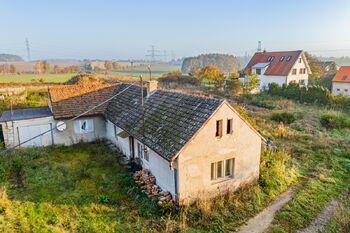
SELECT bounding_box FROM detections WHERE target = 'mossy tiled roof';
[105,84,223,161]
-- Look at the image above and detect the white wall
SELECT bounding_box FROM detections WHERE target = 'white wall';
[105,120,131,158]
[1,116,106,148]
[287,55,309,85]
[332,82,350,96]
[259,75,287,89]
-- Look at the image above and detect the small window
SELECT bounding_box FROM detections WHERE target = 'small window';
[345,89,349,92]
[299,68,306,74]
[137,142,143,158]
[144,147,149,161]
[216,120,223,138]
[292,69,297,75]
[75,119,94,133]
[299,58,302,63]
[227,119,233,134]
[267,56,275,62]
[210,158,235,181]
[342,75,347,80]
[299,80,305,85]
[287,56,292,61]
[255,68,261,75]
[280,56,285,61]
[337,88,341,91]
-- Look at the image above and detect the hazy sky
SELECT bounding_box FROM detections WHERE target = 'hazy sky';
[1,0,350,60]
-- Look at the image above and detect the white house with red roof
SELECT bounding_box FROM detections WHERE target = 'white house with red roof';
[244,50,311,90]
[332,66,350,96]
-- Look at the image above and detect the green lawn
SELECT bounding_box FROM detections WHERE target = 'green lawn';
[110,64,180,79]
[0,143,160,232]
[0,74,76,83]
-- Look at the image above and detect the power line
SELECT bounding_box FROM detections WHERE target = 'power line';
[0,84,134,156]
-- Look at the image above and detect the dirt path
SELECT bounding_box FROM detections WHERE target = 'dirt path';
[237,189,293,233]
[299,191,349,233]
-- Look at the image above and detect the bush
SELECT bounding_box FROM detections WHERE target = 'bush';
[271,112,296,124]
[320,112,350,129]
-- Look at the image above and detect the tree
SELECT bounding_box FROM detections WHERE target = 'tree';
[53,65,61,74]
[42,60,50,73]
[104,60,113,71]
[195,64,225,82]
[9,64,16,74]
[243,74,260,93]
[34,60,50,73]
[304,52,325,80]
[34,62,42,74]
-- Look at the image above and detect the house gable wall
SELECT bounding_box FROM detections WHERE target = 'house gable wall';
[176,102,261,203]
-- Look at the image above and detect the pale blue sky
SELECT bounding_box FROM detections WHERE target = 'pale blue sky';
[1,0,350,60]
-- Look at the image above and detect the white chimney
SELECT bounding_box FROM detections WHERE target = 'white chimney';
[146,80,158,96]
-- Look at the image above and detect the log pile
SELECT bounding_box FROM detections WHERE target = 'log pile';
[133,169,173,205]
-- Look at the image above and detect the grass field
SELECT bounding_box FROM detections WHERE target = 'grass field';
[0,74,75,83]
[110,64,180,79]
[0,143,161,232]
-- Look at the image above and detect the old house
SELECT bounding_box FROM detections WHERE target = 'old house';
[244,50,311,90]
[0,81,262,204]
[332,66,350,96]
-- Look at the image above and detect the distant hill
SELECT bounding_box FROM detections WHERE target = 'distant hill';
[181,54,240,74]
[317,56,350,66]
[0,54,24,62]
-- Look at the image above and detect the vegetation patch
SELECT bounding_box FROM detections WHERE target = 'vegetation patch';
[320,112,350,129]
[271,112,296,124]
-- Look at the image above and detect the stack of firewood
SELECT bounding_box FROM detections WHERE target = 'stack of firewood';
[133,169,173,205]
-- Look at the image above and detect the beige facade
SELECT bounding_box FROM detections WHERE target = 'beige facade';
[175,102,261,203]
[332,82,350,96]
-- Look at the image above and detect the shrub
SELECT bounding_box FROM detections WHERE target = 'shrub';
[271,112,296,124]
[320,112,350,129]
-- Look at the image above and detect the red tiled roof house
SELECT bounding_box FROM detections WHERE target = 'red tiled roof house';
[332,66,350,96]
[244,50,311,89]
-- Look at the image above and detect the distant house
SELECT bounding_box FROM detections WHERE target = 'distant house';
[332,66,350,96]
[244,50,311,90]
[0,81,263,204]
[321,61,339,72]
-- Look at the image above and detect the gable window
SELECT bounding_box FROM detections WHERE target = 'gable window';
[299,68,306,74]
[280,56,285,61]
[74,119,94,133]
[215,120,223,138]
[227,119,233,134]
[211,158,235,181]
[255,68,261,75]
[292,69,297,75]
[299,58,302,63]
[342,75,347,81]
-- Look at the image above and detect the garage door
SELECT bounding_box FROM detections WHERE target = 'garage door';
[18,124,53,147]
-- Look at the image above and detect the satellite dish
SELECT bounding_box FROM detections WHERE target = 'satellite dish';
[56,121,67,132]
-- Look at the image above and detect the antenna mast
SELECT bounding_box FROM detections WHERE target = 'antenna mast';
[25,38,31,62]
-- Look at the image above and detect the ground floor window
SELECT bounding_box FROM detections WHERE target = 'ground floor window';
[211,158,235,181]
[74,119,94,133]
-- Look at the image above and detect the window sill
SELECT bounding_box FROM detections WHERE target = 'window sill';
[211,176,233,185]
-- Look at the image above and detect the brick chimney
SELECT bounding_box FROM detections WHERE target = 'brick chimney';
[146,80,158,96]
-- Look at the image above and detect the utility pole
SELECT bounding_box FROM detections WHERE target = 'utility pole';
[146,45,161,63]
[25,38,31,62]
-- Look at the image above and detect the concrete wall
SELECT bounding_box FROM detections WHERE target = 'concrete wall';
[1,116,106,148]
[176,102,261,204]
[332,82,350,96]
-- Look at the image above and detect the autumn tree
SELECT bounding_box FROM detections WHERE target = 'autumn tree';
[9,64,16,74]
[34,60,51,73]
[53,65,61,74]
[243,74,260,93]
[195,64,225,82]
[104,60,113,71]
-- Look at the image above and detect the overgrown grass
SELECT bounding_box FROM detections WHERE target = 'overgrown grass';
[0,142,162,232]
[0,91,48,112]
[324,192,350,233]
[242,93,350,233]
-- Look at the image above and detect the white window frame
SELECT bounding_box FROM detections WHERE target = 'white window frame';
[211,158,235,182]
[75,119,94,133]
